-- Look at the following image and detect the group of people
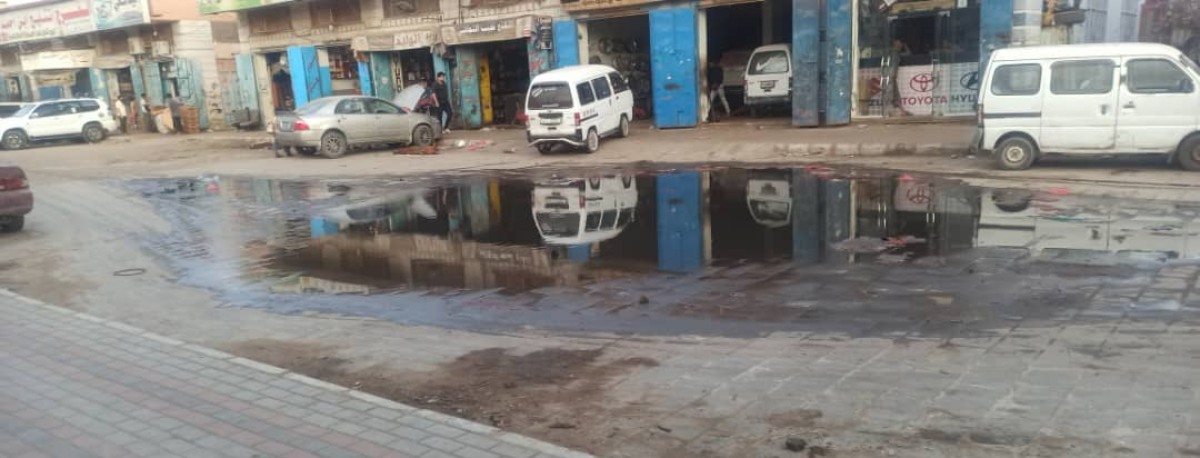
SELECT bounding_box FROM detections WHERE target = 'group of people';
[109,93,188,135]
[415,72,453,132]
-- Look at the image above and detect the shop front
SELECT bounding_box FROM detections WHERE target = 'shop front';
[351,29,438,103]
[855,0,982,118]
[441,16,551,128]
[20,49,99,100]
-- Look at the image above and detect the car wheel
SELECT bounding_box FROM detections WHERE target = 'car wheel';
[83,123,105,143]
[536,143,554,154]
[412,124,435,146]
[1,216,24,233]
[618,115,630,138]
[1179,136,1200,172]
[320,131,348,159]
[2,130,28,150]
[993,137,1037,171]
[296,146,319,156]
[585,129,600,154]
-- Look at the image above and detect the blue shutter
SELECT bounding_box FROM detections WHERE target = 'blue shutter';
[129,62,145,102]
[980,0,1014,74]
[358,61,373,96]
[455,47,482,128]
[143,61,164,106]
[792,0,820,127]
[649,7,699,129]
[553,20,579,68]
[371,53,395,101]
[235,54,258,112]
[287,46,321,106]
[823,0,852,125]
[656,172,703,273]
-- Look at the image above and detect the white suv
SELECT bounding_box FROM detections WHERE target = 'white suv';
[0,98,119,150]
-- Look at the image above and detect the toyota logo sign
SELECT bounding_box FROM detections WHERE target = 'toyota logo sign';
[909,72,938,93]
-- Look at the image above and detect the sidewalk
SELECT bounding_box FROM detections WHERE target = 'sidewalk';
[0,290,590,458]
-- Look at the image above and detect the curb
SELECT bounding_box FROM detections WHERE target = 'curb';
[773,142,968,158]
[0,288,593,458]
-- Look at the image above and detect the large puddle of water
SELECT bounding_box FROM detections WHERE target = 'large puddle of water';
[131,165,1200,336]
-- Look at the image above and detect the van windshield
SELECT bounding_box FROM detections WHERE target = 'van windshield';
[748,50,789,75]
[528,83,573,109]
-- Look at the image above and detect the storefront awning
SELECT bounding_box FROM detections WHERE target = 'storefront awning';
[439,16,536,46]
[93,54,136,70]
[351,29,436,52]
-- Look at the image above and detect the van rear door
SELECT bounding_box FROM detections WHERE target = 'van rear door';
[1039,59,1119,152]
[528,82,573,134]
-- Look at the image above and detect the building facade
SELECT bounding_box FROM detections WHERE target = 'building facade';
[0,0,239,130]
[212,0,559,130]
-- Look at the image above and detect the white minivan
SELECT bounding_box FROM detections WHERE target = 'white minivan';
[743,44,792,115]
[526,65,634,154]
[976,43,1200,171]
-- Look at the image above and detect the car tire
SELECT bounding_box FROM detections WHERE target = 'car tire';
[993,137,1037,171]
[585,128,600,154]
[536,143,554,155]
[1,216,24,233]
[83,123,105,143]
[2,130,28,150]
[1178,136,1200,172]
[411,124,435,146]
[617,115,630,138]
[296,146,319,156]
[320,131,348,159]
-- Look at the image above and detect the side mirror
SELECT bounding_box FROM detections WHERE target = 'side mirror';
[1182,79,1195,93]
[28,113,39,119]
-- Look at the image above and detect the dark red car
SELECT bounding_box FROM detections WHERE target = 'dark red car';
[0,163,32,232]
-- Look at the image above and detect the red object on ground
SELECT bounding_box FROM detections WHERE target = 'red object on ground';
[1047,188,1071,195]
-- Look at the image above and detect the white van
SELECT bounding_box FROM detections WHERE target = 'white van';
[526,65,634,154]
[976,43,1200,171]
[743,44,792,115]
[531,175,637,245]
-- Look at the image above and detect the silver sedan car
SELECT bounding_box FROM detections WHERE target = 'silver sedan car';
[273,96,441,158]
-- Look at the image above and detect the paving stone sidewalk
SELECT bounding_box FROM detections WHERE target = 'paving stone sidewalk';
[0,290,590,458]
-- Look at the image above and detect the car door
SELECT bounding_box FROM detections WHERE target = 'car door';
[1116,57,1199,153]
[1039,59,1119,153]
[334,98,376,143]
[27,102,70,138]
[590,76,615,133]
[367,98,406,142]
[608,72,634,120]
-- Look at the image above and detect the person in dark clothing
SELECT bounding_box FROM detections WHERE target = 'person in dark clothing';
[168,95,183,134]
[707,60,729,120]
[434,72,452,132]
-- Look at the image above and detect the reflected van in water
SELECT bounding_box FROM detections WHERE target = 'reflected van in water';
[132,165,1200,335]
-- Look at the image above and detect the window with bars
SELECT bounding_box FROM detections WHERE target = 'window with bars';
[383,0,439,16]
[310,0,362,27]
[248,5,293,35]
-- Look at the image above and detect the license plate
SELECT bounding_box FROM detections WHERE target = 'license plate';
[760,81,776,90]
[540,118,560,126]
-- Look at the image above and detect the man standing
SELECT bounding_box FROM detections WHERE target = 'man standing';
[434,72,451,132]
[707,60,729,121]
[112,97,127,134]
[140,93,152,132]
[168,94,183,134]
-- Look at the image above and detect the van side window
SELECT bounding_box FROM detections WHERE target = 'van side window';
[990,64,1041,96]
[1050,60,1114,95]
[608,72,629,93]
[592,77,612,100]
[1126,59,1194,94]
[576,82,596,105]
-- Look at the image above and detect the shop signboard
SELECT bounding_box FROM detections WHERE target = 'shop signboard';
[859,61,979,117]
[561,0,661,12]
[198,0,294,14]
[351,30,434,52]
[0,0,94,45]
[21,49,96,71]
[440,16,534,46]
[93,0,151,31]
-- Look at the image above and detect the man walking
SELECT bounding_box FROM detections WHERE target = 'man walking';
[140,93,152,132]
[112,97,127,134]
[434,72,452,132]
[707,60,730,121]
[168,94,183,134]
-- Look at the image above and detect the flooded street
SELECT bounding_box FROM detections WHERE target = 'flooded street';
[5,160,1200,457]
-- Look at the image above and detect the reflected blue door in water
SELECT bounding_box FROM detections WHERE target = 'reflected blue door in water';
[657,172,702,272]
[792,171,821,262]
[567,245,591,263]
[310,218,339,238]
[649,6,699,128]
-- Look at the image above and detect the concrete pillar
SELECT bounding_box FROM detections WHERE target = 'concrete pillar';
[1012,0,1043,46]
[762,0,774,44]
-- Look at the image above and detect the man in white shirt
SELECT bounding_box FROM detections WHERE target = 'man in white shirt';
[112,97,128,134]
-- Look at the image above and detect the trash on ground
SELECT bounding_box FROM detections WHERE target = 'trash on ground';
[395,145,439,155]
[784,437,808,452]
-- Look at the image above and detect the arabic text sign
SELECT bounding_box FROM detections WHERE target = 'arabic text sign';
[440,16,533,45]
[0,0,94,45]
[21,49,96,71]
[93,0,150,30]
[198,0,293,14]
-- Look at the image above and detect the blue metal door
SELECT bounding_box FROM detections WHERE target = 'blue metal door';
[792,0,820,127]
[287,46,322,107]
[823,0,852,125]
[553,20,579,68]
[234,54,258,113]
[455,47,483,128]
[142,62,164,105]
[649,7,699,129]
[357,61,373,96]
[371,53,395,101]
[980,0,1013,73]
[656,172,702,272]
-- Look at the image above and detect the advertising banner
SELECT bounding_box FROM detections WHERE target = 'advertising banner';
[199,0,294,14]
[0,0,94,45]
[93,0,150,30]
[859,61,980,117]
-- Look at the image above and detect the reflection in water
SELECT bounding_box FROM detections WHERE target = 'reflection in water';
[137,167,1200,301]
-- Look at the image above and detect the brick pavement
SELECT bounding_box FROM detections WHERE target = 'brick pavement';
[0,290,590,458]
